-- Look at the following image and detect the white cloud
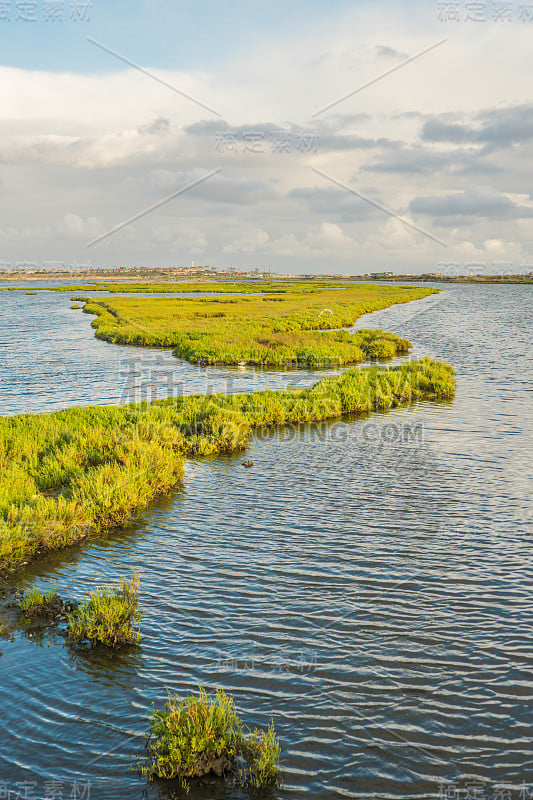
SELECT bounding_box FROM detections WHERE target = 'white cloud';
[306,222,354,251]
[222,228,270,254]
[57,213,101,238]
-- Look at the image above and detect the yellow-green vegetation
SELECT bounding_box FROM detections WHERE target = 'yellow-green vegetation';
[0,358,455,574]
[70,304,81,310]
[11,279,339,294]
[19,581,59,618]
[141,688,280,789]
[5,279,335,295]
[66,574,142,648]
[81,282,437,366]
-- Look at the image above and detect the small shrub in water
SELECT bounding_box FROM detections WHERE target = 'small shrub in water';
[19,582,60,618]
[141,688,280,789]
[67,574,142,648]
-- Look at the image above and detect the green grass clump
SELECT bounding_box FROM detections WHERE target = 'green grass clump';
[66,574,142,648]
[70,304,81,309]
[0,358,455,573]
[0,404,186,573]
[19,582,59,617]
[141,688,280,789]
[81,282,436,367]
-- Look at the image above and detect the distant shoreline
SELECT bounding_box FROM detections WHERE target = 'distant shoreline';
[0,271,531,284]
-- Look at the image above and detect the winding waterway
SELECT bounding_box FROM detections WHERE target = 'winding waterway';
[0,283,531,799]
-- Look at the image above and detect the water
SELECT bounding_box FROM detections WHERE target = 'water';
[0,284,340,415]
[0,283,531,799]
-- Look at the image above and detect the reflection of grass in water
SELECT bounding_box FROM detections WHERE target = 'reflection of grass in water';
[0,358,454,574]
[80,282,436,366]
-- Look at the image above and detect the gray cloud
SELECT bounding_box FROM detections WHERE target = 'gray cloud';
[138,117,171,136]
[132,169,277,206]
[364,148,450,175]
[289,186,376,221]
[421,105,533,152]
[375,45,408,59]
[409,186,533,220]
[451,160,502,177]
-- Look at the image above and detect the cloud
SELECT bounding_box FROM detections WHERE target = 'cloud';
[0,9,533,273]
[306,221,354,250]
[148,223,208,254]
[127,169,277,205]
[375,45,408,59]
[421,105,533,152]
[409,187,533,221]
[57,213,101,238]
[185,119,389,154]
[222,228,269,253]
[364,147,450,174]
[268,223,356,258]
[289,186,375,221]
[138,117,171,136]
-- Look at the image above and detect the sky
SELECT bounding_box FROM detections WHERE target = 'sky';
[1,0,532,274]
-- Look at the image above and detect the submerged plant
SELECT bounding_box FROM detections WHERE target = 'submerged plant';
[66,574,142,648]
[140,688,280,790]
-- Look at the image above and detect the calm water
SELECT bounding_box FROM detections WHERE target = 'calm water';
[0,284,531,799]
[0,284,344,415]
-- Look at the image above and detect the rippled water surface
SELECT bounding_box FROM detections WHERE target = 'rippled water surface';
[0,284,341,414]
[0,283,532,799]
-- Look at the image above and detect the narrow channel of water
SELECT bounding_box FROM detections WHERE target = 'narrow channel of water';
[0,283,344,415]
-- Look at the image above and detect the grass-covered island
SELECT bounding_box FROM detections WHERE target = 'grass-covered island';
[66,574,142,648]
[0,358,455,574]
[79,282,438,366]
[141,688,280,789]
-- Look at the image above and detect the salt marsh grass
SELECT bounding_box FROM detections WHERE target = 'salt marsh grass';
[141,688,280,788]
[0,359,454,574]
[81,282,435,366]
[19,582,59,617]
[66,574,142,648]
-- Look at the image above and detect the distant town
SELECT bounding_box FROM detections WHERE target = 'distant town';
[0,262,531,283]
